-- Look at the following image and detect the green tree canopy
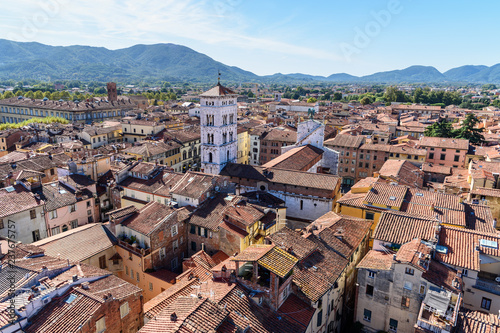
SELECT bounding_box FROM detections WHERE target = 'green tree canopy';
[360,96,372,105]
[307,97,317,103]
[423,121,454,138]
[34,90,43,99]
[453,113,485,144]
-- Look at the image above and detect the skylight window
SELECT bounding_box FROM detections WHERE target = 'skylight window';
[436,245,448,254]
[415,193,424,197]
[5,186,15,193]
[389,196,396,201]
[479,239,498,249]
[65,294,78,304]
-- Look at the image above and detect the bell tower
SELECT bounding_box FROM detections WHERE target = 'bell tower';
[200,78,238,175]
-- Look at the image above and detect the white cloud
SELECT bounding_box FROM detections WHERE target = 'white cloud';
[0,0,343,63]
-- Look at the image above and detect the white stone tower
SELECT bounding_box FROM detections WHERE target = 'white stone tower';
[200,80,238,175]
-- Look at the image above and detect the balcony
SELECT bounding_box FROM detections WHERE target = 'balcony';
[416,290,460,333]
[117,239,151,257]
[473,275,500,296]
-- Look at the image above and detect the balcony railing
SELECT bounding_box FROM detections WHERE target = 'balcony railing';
[473,277,500,296]
[117,239,151,257]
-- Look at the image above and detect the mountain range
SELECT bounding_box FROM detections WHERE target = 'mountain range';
[0,39,499,84]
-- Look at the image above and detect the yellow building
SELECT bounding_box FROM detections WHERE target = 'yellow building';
[72,154,111,181]
[237,127,250,164]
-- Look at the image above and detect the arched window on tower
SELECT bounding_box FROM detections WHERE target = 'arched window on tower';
[211,134,214,144]
[229,114,234,124]
[229,132,233,142]
[227,151,230,162]
[209,152,213,163]
[207,133,210,144]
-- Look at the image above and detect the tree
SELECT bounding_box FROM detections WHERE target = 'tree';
[307,97,317,103]
[247,91,255,98]
[34,90,43,99]
[4,91,14,99]
[423,121,454,138]
[360,96,371,105]
[333,92,343,101]
[453,113,485,144]
[384,86,398,103]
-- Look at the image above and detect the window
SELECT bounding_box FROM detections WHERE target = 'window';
[99,255,106,269]
[120,302,129,318]
[51,226,60,235]
[404,281,413,291]
[363,309,371,322]
[405,267,414,275]
[300,200,304,210]
[462,269,468,277]
[0,219,3,229]
[171,224,178,236]
[159,247,166,260]
[30,209,36,219]
[125,266,129,275]
[389,318,398,332]
[454,155,459,162]
[50,168,55,176]
[191,241,197,252]
[419,284,426,294]
[365,212,374,220]
[316,309,323,327]
[69,204,76,213]
[368,271,376,278]
[481,297,492,310]
[172,239,178,251]
[32,229,40,242]
[87,210,92,216]
[401,296,410,308]
[429,153,434,159]
[96,317,106,333]
[50,210,57,219]
[149,282,153,291]
[366,284,374,296]
[190,225,196,234]
[136,272,140,281]
[87,201,91,208]
[171,257,178,270]
[440,154,446,160]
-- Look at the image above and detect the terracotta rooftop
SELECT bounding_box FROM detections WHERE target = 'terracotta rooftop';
[262,144,324,171]
[0,184,43,219]
[121,201,178,235]
[357,250,394,271]
[200,83,237,97]
[221,164,341,193]
[33,224,116,262]
[419,136,469,150]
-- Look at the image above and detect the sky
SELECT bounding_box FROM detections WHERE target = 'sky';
[0,0,499,77]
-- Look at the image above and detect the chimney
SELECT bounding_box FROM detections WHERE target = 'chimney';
[72,275,78,282]
[170,312,177,321]
[81,282,89,290]
[201,243,205,251]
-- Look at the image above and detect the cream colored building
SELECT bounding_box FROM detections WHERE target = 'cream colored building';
[237,127,250,164]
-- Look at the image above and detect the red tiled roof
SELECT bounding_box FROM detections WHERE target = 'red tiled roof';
[357,250,394,271]
[121,201,178,235]
[436,226,500,271]
[0,184,43,219]
[455,309,500,333]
